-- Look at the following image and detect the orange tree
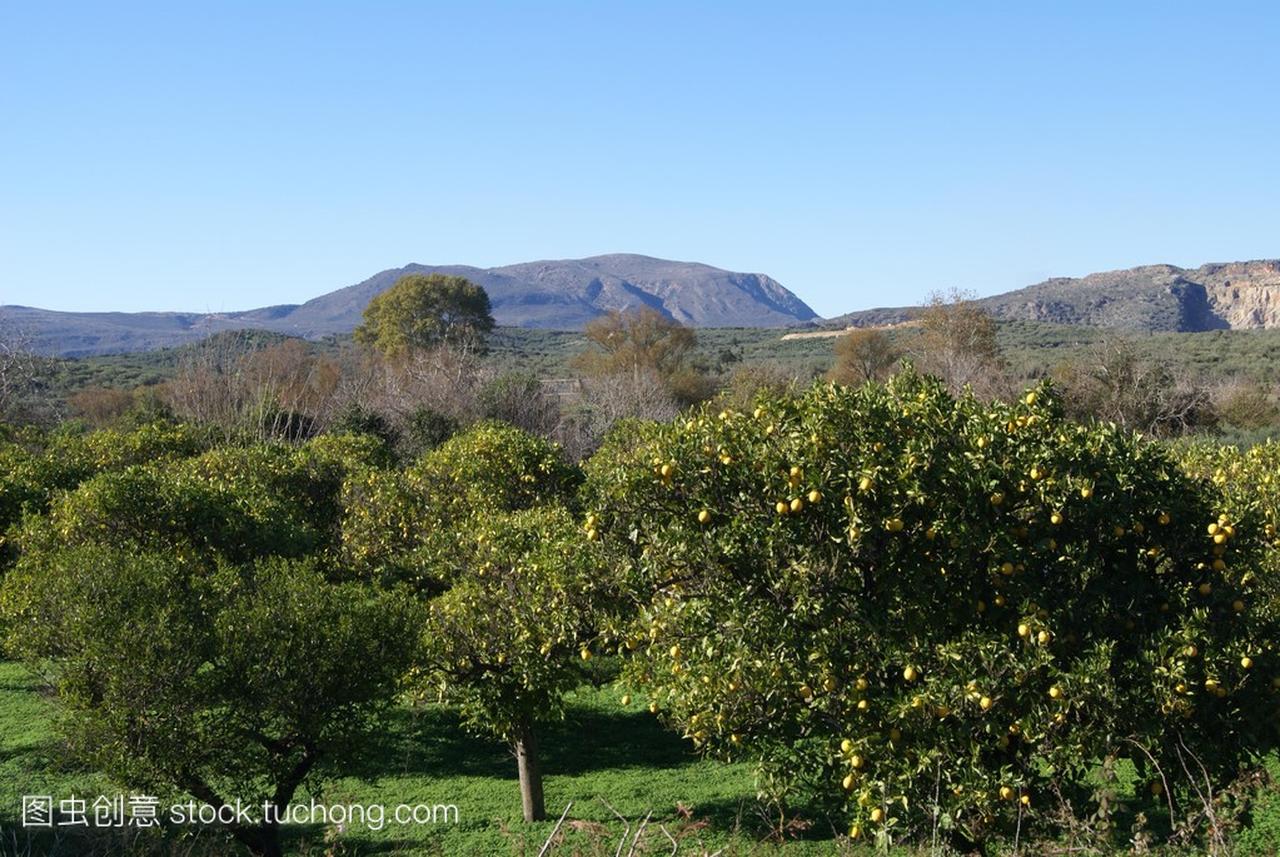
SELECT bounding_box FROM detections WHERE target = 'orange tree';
[583,370,1280,849]
[0,421,213,565]
[1178,440,1280,609]
[340,421,580,590]
[416,505,615,822]
[340,422,610,821]
[0,432,418,857]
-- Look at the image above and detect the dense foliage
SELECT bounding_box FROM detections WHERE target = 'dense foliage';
[3,373,1280,853]
[584,372,1280,846]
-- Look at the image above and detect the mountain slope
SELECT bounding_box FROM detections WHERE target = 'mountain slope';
[828,260,1280,333]
[2,254,818,356]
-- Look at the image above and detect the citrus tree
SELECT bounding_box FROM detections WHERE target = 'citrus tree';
[0,421,213,569]
[584,371,1279,849]
[340,422,607,821]
[340,421,580,589]
[417,506,615,821]
[1178,440,1280,593]
[0,547,417,857]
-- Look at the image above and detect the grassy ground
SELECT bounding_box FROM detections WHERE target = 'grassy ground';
[4,662,1280,856]
[0,661,847,856]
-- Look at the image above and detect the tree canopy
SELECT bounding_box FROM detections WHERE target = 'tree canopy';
[354,273,495,357]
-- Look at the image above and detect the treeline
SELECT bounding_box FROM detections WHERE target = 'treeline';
[6,282,1278,455]
[828,291,1280,443]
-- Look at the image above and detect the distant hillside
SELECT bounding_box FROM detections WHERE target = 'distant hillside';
[1,254,818,357]
[828,260,1280,333]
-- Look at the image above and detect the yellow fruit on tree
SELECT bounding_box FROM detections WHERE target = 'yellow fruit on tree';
[620,694,631,706]
[842,773,856,790]
[1048,685,1063,700]
[979,696,993,711]
[790,497,804,513]
[840,738,854,753]
[697,509,711,525]
[775,501,789,516]
[869,807,884,823]
[902,665,919,682]
[808,489,822,504]
[1242,656,1254,669]
[999,786,1014,800]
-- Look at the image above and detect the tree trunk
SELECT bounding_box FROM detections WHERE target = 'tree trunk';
[515,716,546,822]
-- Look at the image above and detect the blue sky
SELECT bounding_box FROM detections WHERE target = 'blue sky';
[2,2,1278,318]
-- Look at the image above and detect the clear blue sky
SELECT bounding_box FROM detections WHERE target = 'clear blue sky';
[2,2,1278,318]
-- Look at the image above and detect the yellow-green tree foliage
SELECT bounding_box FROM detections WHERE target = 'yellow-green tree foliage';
[585,372,1278,846]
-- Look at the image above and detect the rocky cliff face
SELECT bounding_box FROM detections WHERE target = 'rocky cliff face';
[827,259,1280,333]
[1196,261,1280,329]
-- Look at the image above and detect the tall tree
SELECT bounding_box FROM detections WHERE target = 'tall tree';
[827,328,901,386]
[573,307,711,404]
[913,289,1006,397]
[354,273,495,357]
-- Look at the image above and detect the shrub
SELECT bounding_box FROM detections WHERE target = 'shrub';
[584,372,1279,849]
[0,546,417,857]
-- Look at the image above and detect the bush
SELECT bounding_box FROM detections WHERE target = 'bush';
[0,546,418,857]
[584,372,1279,848]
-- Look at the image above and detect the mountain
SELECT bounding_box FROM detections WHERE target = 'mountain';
[827,260,1280,333]
[1,254,819,357]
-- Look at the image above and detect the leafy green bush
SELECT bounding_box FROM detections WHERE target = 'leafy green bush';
[0,546,418,857]
[585,372,1279,848]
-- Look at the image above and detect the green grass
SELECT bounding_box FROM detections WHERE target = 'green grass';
[0,662,846,856]
[4,655,1280,855]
